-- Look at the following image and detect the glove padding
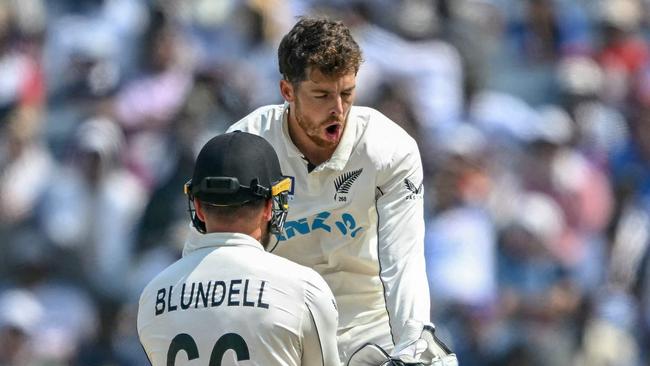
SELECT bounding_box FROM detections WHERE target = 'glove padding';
[347,320,458,366]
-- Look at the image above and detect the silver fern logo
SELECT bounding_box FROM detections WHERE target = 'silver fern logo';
[334,168,363,201]
[404,178,423,200]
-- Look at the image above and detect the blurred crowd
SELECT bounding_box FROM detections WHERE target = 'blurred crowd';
[1,0,650,365]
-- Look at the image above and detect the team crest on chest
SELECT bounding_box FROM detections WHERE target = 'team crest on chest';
[334,168,363,202]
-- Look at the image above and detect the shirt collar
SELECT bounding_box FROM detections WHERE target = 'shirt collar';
[182,229,265,257]
[281,103,357,172]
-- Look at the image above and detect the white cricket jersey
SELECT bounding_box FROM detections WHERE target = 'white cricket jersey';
[137,232,340,366]
[227,104,431,360]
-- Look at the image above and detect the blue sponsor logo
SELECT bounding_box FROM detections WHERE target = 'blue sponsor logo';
[275,211,363,241]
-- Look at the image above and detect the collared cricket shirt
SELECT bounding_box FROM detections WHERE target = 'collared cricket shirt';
[227,104,431,360]
[137,232,339,366]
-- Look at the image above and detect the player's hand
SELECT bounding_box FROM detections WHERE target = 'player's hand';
[391,319,457,365]
[346,320,458,366]
[346,343,392,366]
[347,343,457,366]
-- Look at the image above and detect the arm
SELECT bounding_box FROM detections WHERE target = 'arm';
[375,140,430,346]
[301,274,341,366]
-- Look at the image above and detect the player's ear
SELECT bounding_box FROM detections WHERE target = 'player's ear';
[194,199,207,222]
[263,199,273,221]
[279,79,295,102]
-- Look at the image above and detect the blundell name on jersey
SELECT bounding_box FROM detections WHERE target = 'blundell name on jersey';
[154,279,270,316]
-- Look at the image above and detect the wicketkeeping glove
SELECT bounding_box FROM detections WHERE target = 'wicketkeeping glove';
[346,320,458,366]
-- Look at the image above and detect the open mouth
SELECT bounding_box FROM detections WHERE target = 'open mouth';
[325,123,342,140]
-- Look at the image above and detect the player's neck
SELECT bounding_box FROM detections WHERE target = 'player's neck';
[287,116,336,167]
[297,143,334,167]
[206,222,262,242]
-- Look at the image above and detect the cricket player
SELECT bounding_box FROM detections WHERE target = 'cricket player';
[227,17,457,365]
[137,131,340,365]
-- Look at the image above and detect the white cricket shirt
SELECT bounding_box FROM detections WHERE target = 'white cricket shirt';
[227,104,430,360]
[137,232,340,366]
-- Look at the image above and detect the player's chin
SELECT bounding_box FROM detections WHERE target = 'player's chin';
[316,135,341,148]
[311,135,339,149]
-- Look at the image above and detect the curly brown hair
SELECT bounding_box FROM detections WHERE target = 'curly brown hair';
[278,17,363,84]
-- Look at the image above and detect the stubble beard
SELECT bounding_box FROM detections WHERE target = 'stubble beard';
[294,100,343,149]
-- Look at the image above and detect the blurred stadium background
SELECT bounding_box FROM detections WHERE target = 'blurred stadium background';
[1,0,650,365]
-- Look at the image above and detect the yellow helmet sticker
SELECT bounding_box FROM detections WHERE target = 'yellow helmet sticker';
[272,177,292,196]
